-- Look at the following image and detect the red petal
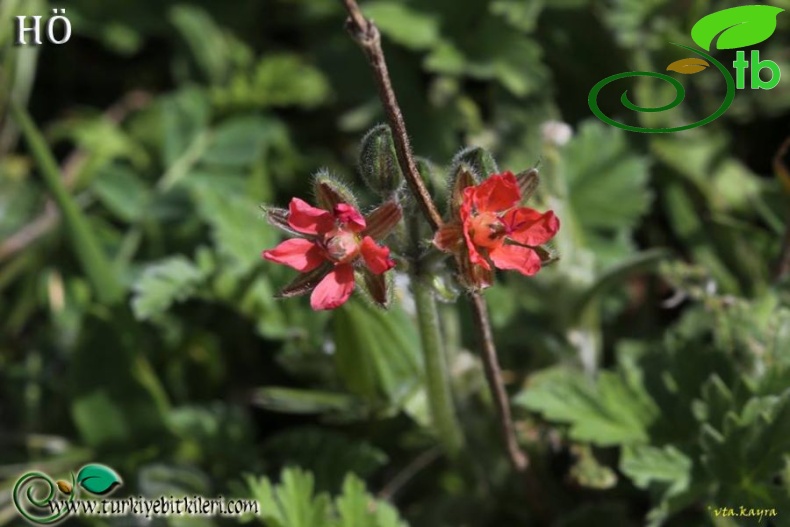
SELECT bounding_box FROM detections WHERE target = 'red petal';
[334,203,366,232]
[462,216,492,270]
[310,264,355,310]
[489,244,542,276]
[466,172,520,213]
[262,239,325,272]
[360,237,395,274]
[503,208,560,246]
[288,198,334,235]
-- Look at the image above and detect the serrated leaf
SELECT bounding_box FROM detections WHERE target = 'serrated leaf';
[560,119,652,266]
[248,468,332,527]
[620,445,691,495]
[335,474,409,527]
[701,390,790,485]
[515,366,659,446]
[76,464,123,496]
[691,5,784,51]
[191,181,276,276]
[131,257,207,320]
[564,120,652,232]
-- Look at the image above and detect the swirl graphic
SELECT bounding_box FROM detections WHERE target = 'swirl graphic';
[12,472,75,525]
[588,44,736,133]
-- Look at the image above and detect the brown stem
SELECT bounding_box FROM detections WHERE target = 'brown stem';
[471,291,553,523]
[340,0,444,231]
[469,291,529,472]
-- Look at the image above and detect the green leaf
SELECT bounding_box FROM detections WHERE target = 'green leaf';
[620,445,692,495]
[76,464,123,496]
[332,300,422,404]
[701,390,790,485]
[131,256,207,320]
[170,5,230,84]
[190,181,276,276]
[691,5,784,51]
[245,469,408,527]
[251,388,364,416]
[214,54,331,110]
[201,116,289,168]
[92,164,152,223]
[247,468,332,527]
[161,87,211,168]
[336,474,408,527]
[363,2,440,50]
[263,428,388,492]
[490,0,545,32]
[564,120,652,234]
[515,366,659,446]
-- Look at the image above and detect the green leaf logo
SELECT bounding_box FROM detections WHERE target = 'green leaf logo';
[691,5,784,51]
[76,464,122,496]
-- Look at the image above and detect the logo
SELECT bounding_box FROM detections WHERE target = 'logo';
[13,463,122,524]
[589,5,784,133]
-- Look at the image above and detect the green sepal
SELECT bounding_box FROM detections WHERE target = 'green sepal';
[516,167,540,204]
[362,199,403,241]
[261,205,302,237]
[276,263,333,298]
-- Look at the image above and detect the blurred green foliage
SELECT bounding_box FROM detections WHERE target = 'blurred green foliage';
[1,0,789,526]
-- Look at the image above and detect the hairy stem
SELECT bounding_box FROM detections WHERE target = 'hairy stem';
[412,275,464,457]
[341,0,444,230]
[469,292,528,472]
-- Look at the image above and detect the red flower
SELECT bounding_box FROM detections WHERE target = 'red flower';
[263,197,400,310]
[434,171,559,288]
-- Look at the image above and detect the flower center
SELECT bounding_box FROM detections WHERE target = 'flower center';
[323,228,361,263]
[469,212,506,248]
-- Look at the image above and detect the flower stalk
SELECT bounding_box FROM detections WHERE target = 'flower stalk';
[412,274,464,457]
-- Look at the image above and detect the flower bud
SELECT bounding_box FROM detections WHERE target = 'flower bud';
[358,124,403,195]
[313,169,358,210]
[451,146,499,181]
